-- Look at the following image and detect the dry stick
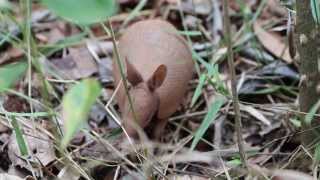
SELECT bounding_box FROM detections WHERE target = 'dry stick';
[106,21,147,139]
[222,0,248,168]
[106,21,146,158]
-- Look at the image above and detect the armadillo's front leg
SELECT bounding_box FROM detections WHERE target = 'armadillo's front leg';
[152,118,168,139]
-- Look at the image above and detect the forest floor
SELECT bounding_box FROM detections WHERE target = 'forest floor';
[0,0,312,179]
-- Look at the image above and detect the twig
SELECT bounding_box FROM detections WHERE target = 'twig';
[222,0,248,168]
[105,21,145,161]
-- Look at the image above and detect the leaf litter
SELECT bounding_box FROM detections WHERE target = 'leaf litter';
[0,0,309,179]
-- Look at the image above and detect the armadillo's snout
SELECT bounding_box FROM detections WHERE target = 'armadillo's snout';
[121,86,159,137]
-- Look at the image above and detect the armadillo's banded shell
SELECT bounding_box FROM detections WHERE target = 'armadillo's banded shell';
[113,19,194,119]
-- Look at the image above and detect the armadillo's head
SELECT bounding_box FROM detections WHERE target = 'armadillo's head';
[122,59,167,137]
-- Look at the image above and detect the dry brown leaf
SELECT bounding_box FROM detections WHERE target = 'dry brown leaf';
[49,47,98,79]
[254,21,292,63]
[0,47,24,65]
[8,125,55,170]
[266,0,287,17]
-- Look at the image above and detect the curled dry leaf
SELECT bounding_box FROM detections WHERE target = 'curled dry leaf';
[254,21,292,63]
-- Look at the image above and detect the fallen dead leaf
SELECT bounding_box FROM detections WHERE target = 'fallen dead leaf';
[0,118,9,133]
[8,124,55,171]
[266,0,287,18]
[0,47,24,65]
[254,21,292,63]
[49,47,98,79]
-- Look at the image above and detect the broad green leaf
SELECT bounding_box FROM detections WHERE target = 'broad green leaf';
[11,117,28,156]
[61,79,101,148]
[311,0,320,24]
[0,0,12,10]
[190,95,226,150]
[0,61,27,93]
[305,98,320,125]
[42,0,117,25]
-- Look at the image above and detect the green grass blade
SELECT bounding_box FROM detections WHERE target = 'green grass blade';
[11,117,29,156]
[305,98,320,125]
[177,30,202,36]
[190,95,226,150]
[191,74,206,107]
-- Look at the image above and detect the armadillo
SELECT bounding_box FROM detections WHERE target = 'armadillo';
[112,19,194,138]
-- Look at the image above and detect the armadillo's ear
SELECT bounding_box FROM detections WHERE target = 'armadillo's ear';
[147,64,167,92]
[126,58,143,86]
